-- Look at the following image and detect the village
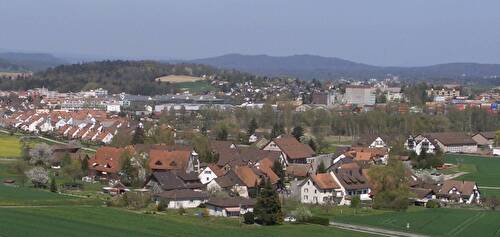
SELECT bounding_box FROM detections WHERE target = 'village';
[1,79,499,236]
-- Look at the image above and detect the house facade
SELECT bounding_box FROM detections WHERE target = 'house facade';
[299,173,343,205]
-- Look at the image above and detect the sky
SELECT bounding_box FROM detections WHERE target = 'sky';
[1,0,500,66]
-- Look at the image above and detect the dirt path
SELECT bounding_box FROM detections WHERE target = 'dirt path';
[330,222,429,237]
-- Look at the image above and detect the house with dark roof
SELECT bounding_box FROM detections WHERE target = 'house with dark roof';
[262,135,315,164]
[472,131,497,148]
[145,171,204,194]
[409,187,435,206]
[329,161,372,205]
[299,173,342,204]
[206,169,245,192]
[154,189,209,209]
[205,197,256,217]
[437,180,480,204]
[420,132,478,154]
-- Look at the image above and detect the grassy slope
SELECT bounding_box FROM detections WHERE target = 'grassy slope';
[332,207,500,237]
[0,134,22,158]
[0,206,374,237]
[444,154,500,187]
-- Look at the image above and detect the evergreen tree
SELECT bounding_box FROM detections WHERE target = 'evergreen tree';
[316,161,326,174]
[254,179,283,225]
[270,123,284,139]
[61,152,71,167]
[49,176,57,193]
[308,138,317,152]
[131,126,145,144]
[291,126,304,141]
[247,117,258,136]
[272,160,285,189]
[120,152,136,186]
[81,155,89,174]
[216,125,228,141]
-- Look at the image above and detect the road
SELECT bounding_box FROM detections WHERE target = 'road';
[330,222,429,237]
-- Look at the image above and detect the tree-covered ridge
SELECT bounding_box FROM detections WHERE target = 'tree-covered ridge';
[0,60,262,95]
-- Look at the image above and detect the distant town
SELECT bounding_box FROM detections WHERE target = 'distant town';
[1,67,500,236]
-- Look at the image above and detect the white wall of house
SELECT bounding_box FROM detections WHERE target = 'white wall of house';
[299,177,342,205]
[436,141,478,154]
[369,137,387,148]
[414,138,436,155]
[493,148,500,156]
[166,199,205,209]
[206,205,253,217]
[199,167,219,184]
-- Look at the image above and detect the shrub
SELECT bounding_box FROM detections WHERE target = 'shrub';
[107,195,128,207]
[305,216,329,226]
[426,200,440,208]
[202,208,210,218]
[177,206,186,215]
[155,200,167,212]
[291,205,312,222]
[243,212,255,224]
[350,195,361,209]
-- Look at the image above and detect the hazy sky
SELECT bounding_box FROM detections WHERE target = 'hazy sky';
[1,0,500,66]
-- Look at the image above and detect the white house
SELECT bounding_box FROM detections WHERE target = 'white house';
[205,197,255,217]
[154,189,208,209]
[299,173,343,205]
[437,180,480,204]
[405,136,436,155]
[198,165,224,185]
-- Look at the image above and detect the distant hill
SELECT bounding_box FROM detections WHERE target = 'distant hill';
[191,54,500,81]
[0,60,259,95]
[0,52,67,71]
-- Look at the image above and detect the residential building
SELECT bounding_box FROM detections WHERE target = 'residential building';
[299,173,342,204]
[205,197,255,217]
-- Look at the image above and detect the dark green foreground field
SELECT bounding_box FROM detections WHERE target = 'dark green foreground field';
[0,206,374,237]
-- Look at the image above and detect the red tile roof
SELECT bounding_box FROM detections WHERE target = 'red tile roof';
[148,149,191,171]
[272,136,314,160]
[89,146,126,174]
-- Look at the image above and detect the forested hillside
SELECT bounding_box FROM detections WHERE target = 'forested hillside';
[0,60,261,95]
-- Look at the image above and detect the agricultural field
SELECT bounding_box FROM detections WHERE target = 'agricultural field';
[176,81,216,92]
[444,154,500,187]
[0,133,23,158]
[332,207,500,237]
[0,206,374,237]
[155,75,205,83]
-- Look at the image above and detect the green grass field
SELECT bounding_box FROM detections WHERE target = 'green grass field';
[333,207,500,237]
[0,206,374,237]
[0,133,23,158]
[445,154,500,187]
[176,81,216,92]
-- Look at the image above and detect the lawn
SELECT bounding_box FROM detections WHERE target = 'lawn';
[331,207,500,237]
[0,206,374,237]
[444,154,500,187]
[175,81,216,92]
[0,133,23,158]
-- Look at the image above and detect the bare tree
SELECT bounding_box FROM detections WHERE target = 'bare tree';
[29,143,54,166]
[25,167,49,188]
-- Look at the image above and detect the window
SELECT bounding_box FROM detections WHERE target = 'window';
[314,190,317,194]
[206,177,209,181]
[304,195,308,200]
